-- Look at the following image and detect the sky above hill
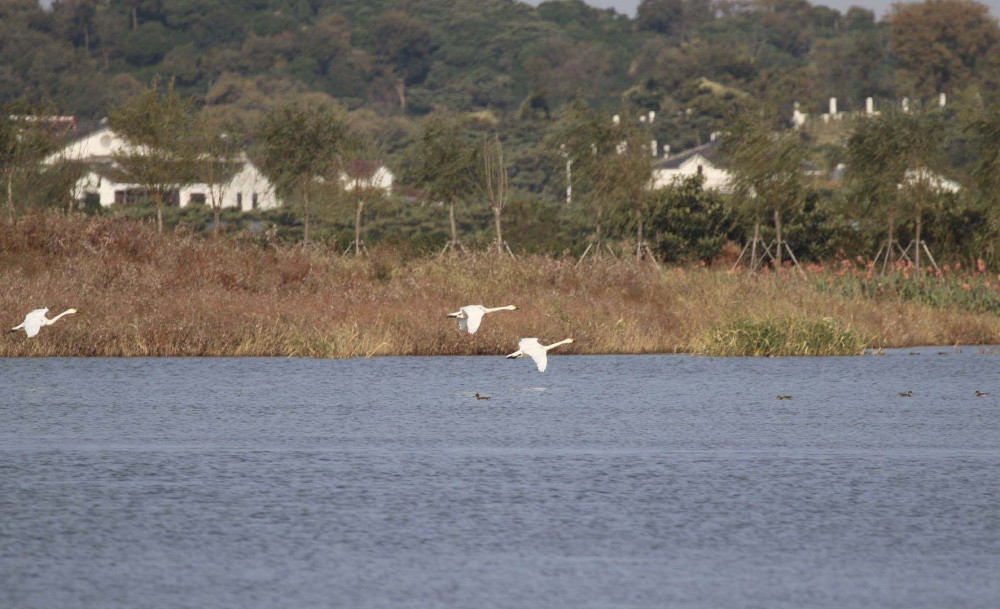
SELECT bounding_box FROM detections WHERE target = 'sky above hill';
[524,0,1000,19]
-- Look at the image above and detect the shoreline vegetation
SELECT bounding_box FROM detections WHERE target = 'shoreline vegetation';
[2,212,999,358]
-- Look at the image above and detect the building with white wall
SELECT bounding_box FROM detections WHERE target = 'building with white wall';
[650,141,733,193]
[49,126,281,210]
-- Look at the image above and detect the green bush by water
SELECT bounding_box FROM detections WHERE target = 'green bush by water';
[696,318,872,356]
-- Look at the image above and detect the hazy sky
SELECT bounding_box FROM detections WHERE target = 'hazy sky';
[524,0,1000,18]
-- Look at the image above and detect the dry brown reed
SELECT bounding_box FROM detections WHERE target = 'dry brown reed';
[2,211,998,357]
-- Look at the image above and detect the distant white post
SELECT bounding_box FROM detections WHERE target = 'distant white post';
[866,97,874,114]
[792,101,807,129]
[566,159,572,205]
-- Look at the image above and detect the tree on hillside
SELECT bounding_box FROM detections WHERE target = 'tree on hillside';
[403,116,477,253]
[255,101,350,246]
[636,0,714,40]
[721,105,808,271]
[370,11,435,111]
[807,14,892,105]
[110,79,199,234]
[890,0,1000,97]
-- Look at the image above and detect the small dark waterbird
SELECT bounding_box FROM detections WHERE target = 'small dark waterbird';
[777,395,793,400]
[899,390,913,397]
[975,390,989,397]
[474,392,491,400]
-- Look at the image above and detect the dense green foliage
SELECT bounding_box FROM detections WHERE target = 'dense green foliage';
[1,0,998,265]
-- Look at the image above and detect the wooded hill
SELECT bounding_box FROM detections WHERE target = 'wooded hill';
[6,0,997,128]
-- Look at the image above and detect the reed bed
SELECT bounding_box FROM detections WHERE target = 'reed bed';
[1,212,998,357]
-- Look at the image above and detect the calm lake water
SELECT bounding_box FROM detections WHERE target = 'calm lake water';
[2,348,999,609]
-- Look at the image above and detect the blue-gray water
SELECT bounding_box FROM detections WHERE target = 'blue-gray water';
[2,347,998,608]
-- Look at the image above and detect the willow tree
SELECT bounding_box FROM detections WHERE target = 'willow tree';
[966,97,1000,263]
[607,119,656,262]
[721,106,807,271]
[255,101,349,246]
[0,99,61,214]
[847,106,944,273]
[110,79,199,234]
[550,104,654,258]
[404,115,477,253]
[194,114,245,237]
[480,134,511,256]
[342,136,386,256]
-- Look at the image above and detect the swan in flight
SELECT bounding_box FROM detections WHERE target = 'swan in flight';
[447,304,517,334]
[11,308,77,338]
[506,338,574,372]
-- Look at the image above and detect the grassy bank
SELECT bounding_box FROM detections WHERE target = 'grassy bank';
[2,212,999,357]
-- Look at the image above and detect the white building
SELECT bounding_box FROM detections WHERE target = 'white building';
[903,168,960,193]
[49,126,281,210]
[340,160,394,195]
[651,141,733,193]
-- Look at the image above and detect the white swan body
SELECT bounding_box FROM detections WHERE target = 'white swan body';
[506,337,574,372]
[11,308,77,338]
[447,304,517,334]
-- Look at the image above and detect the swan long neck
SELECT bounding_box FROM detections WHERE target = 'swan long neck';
[544,338,574,351]
[484,305,516,313]
[46,309,76,325]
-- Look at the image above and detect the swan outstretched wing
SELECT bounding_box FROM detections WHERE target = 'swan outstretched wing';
[464,306,485,334]
[20,309,48,338]
[518,338,548,372]
[458,317,468,331]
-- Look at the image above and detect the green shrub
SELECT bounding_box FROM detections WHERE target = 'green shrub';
[695,317,872,356]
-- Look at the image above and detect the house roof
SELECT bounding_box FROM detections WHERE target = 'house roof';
[654,139,821,174]
[652,140,724,170]
[344,159,387,178]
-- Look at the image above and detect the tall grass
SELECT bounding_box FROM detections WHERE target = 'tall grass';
[694,318,872,356]
[1,212,998,357]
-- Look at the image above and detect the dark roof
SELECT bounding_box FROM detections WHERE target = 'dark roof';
[653,139,819,174]
[49,117,109,147]
[652,140,724,170]
[344,159,386,178]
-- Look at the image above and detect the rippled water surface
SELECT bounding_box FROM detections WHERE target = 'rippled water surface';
[2,348,999,608]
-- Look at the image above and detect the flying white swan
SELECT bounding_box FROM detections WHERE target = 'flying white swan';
[506,337,574,372]
[447,304,517,334]
[11,308,77,338]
